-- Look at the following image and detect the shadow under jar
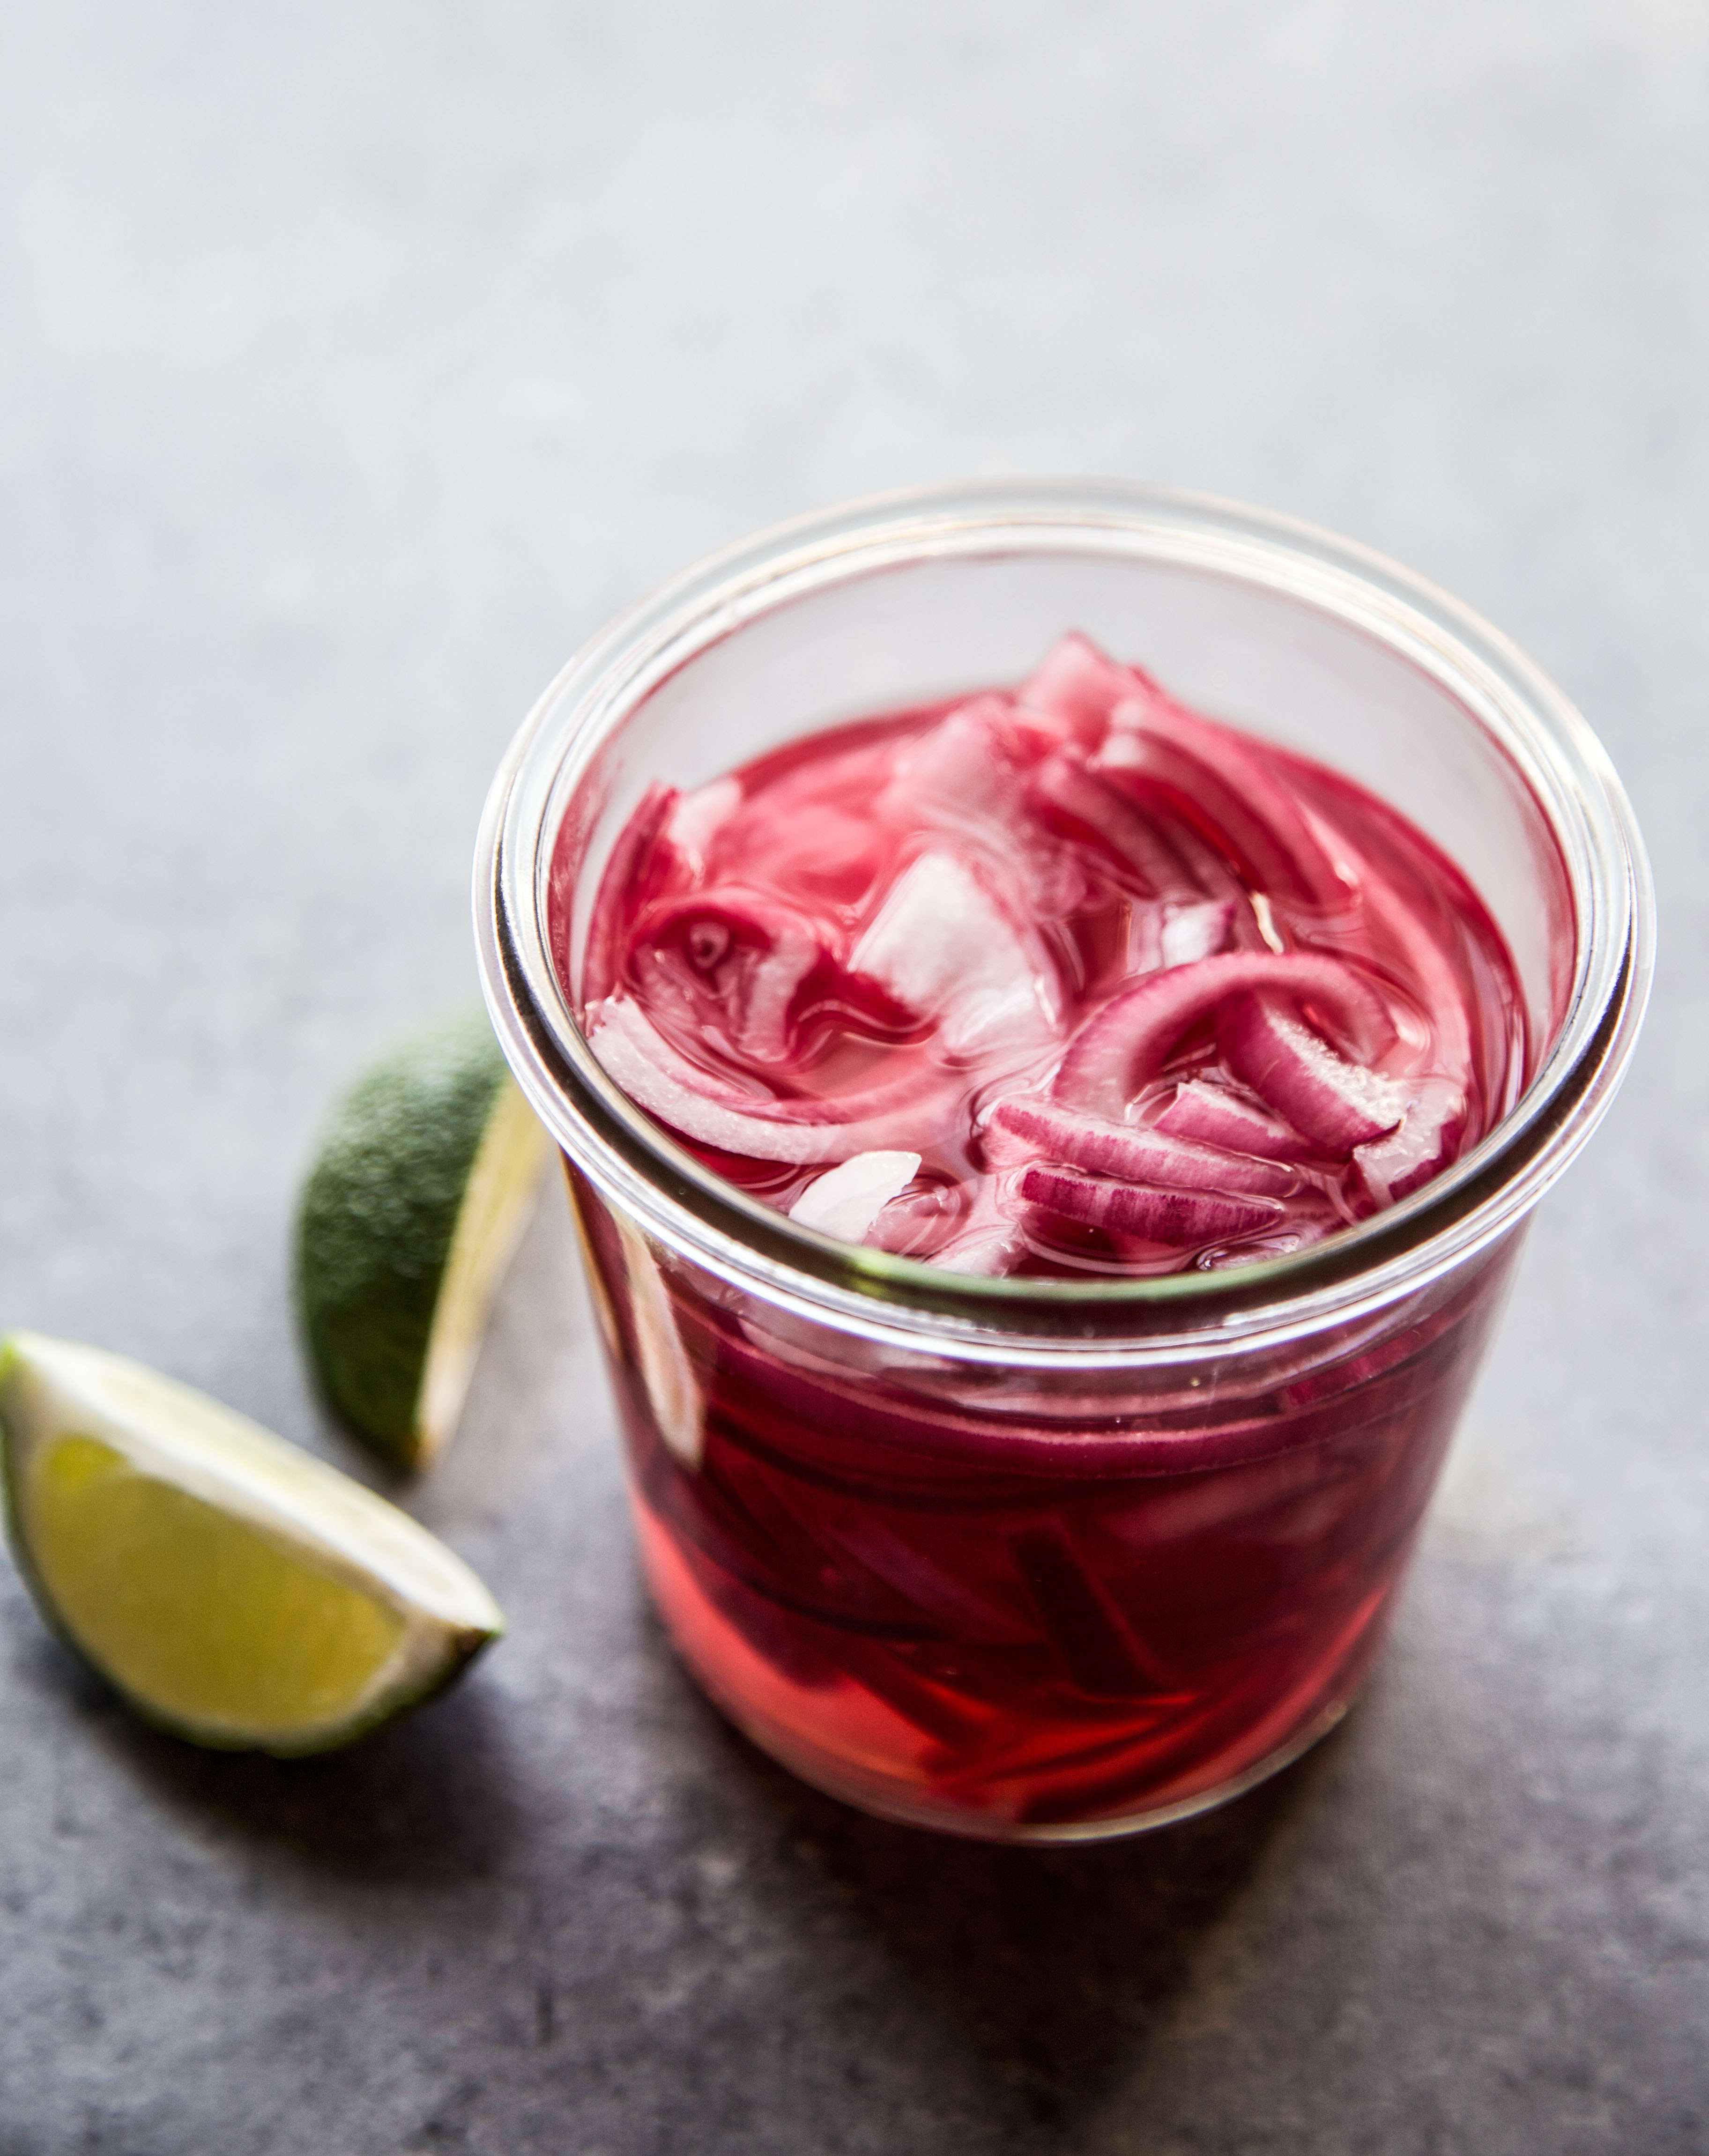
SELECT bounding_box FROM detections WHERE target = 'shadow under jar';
[476,482,1651,1842]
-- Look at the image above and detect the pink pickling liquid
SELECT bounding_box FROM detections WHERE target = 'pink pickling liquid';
[559,636,1538,1832]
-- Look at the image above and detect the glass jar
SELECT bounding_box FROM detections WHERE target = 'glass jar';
[475,482,1652,1842]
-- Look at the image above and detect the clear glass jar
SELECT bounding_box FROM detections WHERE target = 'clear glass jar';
[475,482,1652,1842]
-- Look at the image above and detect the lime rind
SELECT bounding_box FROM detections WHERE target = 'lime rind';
[296,1008,548,1468]
[0,1332,504,1756]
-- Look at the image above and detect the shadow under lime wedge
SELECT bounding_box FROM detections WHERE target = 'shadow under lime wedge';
[0,1333,504,1756]
[297,1007,549,1469]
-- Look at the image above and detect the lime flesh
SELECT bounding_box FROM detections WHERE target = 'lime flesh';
[30,1435,408,1735]
[0,1334,504,1753]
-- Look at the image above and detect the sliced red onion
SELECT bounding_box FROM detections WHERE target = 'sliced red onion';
[986,1095,1294,1196]
[1154,1079,1302,1161]
[1028,748,1196,896]
[788,1151,921,1243]
[1330,826,1476,1088]
[865,1183,962,1260]
[852,849,1060,1055]
[1051,952,1396,1119]
[1099,697,1350,912]
[933,1174,1027,1276]
[586,996,959,1163]
[1125,903,1164,977]
[1017,631,1144,736]
[1159,897,1236,967]
[825,1516,1031,1639]
[1019,1164,1281,1245]
[638,885,823,1064]
[1008,1518,1177,1697]
[880,696,1020,823]
[734,924,819,1063]
[661,775,742,868]
[880,705,1088,923]
[1354,1077,1468,1205]
[1220,996,1403,1158]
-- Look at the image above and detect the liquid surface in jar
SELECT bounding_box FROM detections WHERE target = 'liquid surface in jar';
[572,634,1528,1278]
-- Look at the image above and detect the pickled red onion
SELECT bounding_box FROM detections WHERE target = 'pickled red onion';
[985,1096,1295,1197]
[1018,1165,1282,1247]
[587,996,961,1164]
[1052,952,1397,1119]
[1220,996,1403,1159]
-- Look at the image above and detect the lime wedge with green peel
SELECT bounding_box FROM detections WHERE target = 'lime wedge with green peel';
[296,1007,549,1469]
[0,1333,504,1755]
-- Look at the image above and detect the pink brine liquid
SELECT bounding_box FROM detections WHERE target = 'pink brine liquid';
[562,635,1534,1831]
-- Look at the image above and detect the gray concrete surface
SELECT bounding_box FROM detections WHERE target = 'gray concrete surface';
[1,4,1705,2149]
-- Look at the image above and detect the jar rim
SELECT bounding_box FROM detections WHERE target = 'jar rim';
[474,479,1653,1365]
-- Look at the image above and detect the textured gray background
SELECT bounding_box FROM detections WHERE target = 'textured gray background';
[1,4,1705,2150]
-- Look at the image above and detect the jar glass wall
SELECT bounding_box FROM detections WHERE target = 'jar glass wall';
[476,483,1651,1840]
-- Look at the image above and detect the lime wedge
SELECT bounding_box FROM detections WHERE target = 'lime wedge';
[0,1332,504,1754]
[296,1008,549,1468]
